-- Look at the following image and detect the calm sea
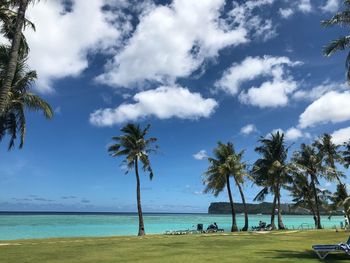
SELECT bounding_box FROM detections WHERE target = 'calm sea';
[0,213,345,240]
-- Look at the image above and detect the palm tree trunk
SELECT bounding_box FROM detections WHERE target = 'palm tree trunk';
[270,194,277,230]
[277,188,285,230]
[0,0,29,113]
[226,175,238,232]
[306,197,317,228]
[135,157,145,236]
[310,174,322,229]
[233,176,248,231]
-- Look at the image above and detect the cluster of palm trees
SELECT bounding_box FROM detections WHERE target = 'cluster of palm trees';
[108,123,350,236]
[203,132,350,233]
[0,0,52,150]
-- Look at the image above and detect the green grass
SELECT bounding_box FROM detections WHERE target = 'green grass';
[0,230,349,262]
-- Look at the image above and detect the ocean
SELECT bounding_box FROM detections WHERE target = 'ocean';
[0,212,345,240]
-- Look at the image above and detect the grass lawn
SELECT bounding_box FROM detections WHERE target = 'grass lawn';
[0,230,349,262]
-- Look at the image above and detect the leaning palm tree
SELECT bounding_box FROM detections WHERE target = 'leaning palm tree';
[108,123,157,236]
[252,132,290,230]
[322,1,350,84]
[292,144,324,229]
[0,45,52,149]
[203,142,249,232]
[0,0,36,112]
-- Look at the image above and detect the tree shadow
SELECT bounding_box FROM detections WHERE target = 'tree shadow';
[261,249,350,262]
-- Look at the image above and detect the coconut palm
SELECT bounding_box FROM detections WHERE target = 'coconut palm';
[292,144,324,229]
[108,123,158,236]
[0,45,52,149]
[0,0,37,112]
[203,142,249,232]
[0,1,35,56]
[322,1,350,84]
[252,132,290,230]
[314,134,349,222]
[343,140,350,168]
[287,169,332,228]
[314,134,344,183]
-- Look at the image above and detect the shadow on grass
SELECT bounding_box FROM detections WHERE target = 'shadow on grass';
[262,250,350,262]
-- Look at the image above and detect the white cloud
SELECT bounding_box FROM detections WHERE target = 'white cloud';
[279,8,294,19]
[24,0,126,93]
[239,78,298,108]
[193,150,208,160]
[97,0,277,88]
[331,127,350,145]
[240,124,257,135]
[299,91,350,128]
[293,81,347,101]
[270,127,309,141]
[299,0,312,13]
[285,127,304,141]
[90,85,218,126]
[215,56,300,97]
[321,0,340,13]
[97,0,249,88]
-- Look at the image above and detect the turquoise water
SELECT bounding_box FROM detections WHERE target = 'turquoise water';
[0,213,345,240]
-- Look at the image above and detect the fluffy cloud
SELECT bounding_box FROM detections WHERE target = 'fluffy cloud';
[239,78,297,108]
[299,91,350,128]
[215,56,299,96]
[193,150,208,160]
[90,86,218,126]
[293,81,347,101]
[299,0,312,13]
[97,0,276,88]
[279,8,294,19]
[24,0,125,93]
[270,127,309,141]
[285,127,305,141]
[240,124,257,135]
[321,0,340,13]
[331,127,350,145]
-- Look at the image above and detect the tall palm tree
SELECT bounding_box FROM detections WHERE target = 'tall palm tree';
[343,140,350,167]
[322,0,350,84]
[314,134,344,184]
[0,0,34,113]
[287,169,331,228]
[203,142,248,232]
[252,132,289,230]
[226,145,249,231]
[314,134,349,222]
[0,45,52,149]
[292,144,324,229]
[108,123,157,236]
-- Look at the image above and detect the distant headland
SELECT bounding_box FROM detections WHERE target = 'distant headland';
[208,202,342,215]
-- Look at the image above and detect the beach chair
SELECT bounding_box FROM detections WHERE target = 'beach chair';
[312,236,350,259]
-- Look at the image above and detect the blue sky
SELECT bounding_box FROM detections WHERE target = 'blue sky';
[1,0,350,213]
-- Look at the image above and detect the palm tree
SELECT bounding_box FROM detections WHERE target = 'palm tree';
[0,1,34,56]
[0,0,34,113]
[314,134,349,222]
[322,1,350,84]
[343,140,350,168]
[314,134,344,184]
[287,169,331,228]
[292,144,324,229]
[252,132,289,230]
[108,123,157,236]
[0,45,52,149]
[203,142,249,232]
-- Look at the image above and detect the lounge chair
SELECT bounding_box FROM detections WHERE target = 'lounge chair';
[312,236,350,259]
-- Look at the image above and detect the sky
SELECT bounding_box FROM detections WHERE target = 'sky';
[1,0,350,213]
